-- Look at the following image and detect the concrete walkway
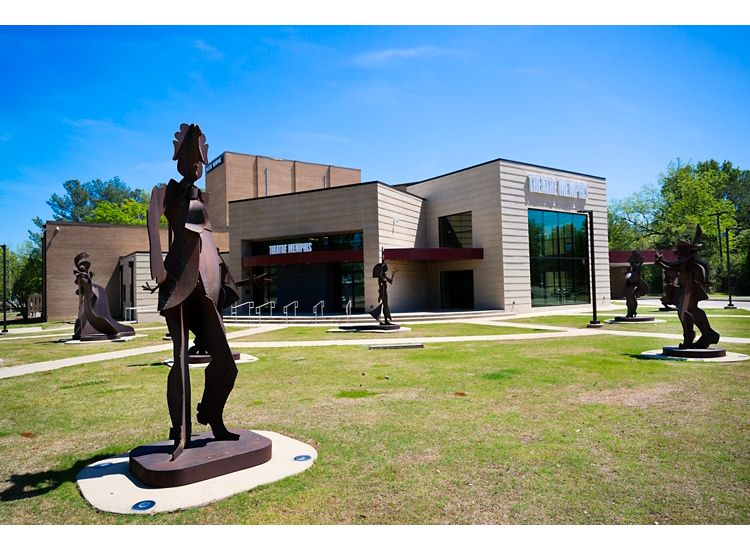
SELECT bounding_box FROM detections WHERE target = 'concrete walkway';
[0,325,284,380]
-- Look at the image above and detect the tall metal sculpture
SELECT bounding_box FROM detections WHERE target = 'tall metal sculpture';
[654,225,723,357]
[613,251,654,322]
[369,259,397,326]
[145,123,240,460]
[72,252,135,341]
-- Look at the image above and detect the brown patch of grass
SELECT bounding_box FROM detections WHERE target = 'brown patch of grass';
[572,384,679,408]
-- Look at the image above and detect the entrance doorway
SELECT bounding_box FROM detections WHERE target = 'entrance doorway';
[440,270,474,309]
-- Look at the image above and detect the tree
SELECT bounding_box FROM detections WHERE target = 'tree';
[46,177,148,222]
[608,158,750,294]
[88,198,149,225]
[7,241,42,320]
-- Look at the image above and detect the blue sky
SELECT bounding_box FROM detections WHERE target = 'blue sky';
[1,25,749,247]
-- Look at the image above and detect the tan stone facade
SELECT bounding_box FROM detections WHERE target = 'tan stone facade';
[43,222,228,321]
[229,158,610,314]
[205,152,361,230]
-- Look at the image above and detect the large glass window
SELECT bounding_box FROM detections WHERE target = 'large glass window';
[439,212,472,248]
[528,209,589,307]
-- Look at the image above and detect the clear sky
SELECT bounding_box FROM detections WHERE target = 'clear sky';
[1,25,749,247]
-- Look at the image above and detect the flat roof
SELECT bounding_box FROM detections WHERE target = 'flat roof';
[395,157,606,188]
[212,150,361,172]
[228,180,425,205]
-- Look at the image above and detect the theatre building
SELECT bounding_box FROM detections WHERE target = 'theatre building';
[223,156,610,315]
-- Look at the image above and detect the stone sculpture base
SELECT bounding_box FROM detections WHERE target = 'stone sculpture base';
[189,351,241,364]
[613,316,656,323]
[661,346,727,359]
[129,429,272,488]
[338,323,402,332]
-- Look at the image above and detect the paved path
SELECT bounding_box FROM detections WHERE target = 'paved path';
[0,325,283,380]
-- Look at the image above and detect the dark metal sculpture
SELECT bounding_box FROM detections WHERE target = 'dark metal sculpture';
[613,251,654,322]
[654,225,724,357]
[659,265,679,311]
[72,252,135,341]
[144,123,241,460]
[369,260,397,326]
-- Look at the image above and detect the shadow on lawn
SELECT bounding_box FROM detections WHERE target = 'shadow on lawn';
[0,453,113,502]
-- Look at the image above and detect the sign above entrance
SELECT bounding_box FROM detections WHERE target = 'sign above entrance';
[527,175,588,200]
[269,242,313,255]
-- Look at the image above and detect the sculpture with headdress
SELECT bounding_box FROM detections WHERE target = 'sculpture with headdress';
[72,252,135,341]
[623,250,649,318]
[654,224,720,351]
[369,255,397,326]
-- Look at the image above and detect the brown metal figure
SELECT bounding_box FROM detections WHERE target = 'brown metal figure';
[624,250,649,318]
[73,252,135,341]
[654,225,720,349]
[146,123,239,460]
[369,261,397,325]
[659,266,679,311]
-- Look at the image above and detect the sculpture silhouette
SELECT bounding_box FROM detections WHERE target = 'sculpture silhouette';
[72,252,135,342]
[624,250,649,318]
[145,123,239,460]
[654,225,720,349]
[369,261,397,325]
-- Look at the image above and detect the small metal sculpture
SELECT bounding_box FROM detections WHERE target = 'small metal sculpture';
[73,252,135,341]
[145,123,240,460]
[369,260,397,325]
[659,265,679,311]
[624,250,649,318]
[654,225,721,351]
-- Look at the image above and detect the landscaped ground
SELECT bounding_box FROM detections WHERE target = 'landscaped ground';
[233,322,553,342]
[0,318,748,524]
[503,312,750,339]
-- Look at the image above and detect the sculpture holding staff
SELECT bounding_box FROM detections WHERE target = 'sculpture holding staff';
[145,123,239,460]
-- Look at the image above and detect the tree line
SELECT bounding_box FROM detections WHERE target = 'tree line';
[608,159,750,295]
[7,178,158,320]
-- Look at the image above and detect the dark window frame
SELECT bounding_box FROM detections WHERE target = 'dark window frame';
[439,211,473,248]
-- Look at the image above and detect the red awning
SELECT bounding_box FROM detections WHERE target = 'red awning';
[243,249,364,267]
[383,248,484,262]
[609,249,677,265]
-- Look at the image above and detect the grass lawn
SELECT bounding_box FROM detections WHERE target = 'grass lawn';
[0,335,748,524]
[0,323,249,368]
[233,322,555,342]
[506,313,750,339]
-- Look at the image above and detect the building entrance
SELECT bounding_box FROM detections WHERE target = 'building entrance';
[440,270,474,309]
[247,262,364,313]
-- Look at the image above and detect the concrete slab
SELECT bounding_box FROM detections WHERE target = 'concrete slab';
[640,349,750,362]
[76,430,317,514]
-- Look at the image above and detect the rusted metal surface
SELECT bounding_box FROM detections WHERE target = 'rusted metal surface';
[72,252,135,341]
[654,225,721,350]
[368,259,399,327]
[142,124,240,462]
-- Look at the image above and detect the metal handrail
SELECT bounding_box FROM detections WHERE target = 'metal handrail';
[313,300,325,323]
[255,300,276,322]
[344,299,352,320]
[231,301,254,318]
[283,301,299,322]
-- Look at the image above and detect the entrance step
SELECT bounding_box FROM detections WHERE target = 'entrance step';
[224,309,511,324]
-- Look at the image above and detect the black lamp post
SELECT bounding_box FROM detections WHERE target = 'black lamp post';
[2,243,7,333]
[724,227,738,310]
[578,209,602,328]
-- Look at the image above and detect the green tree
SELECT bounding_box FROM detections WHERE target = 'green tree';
[88,198,149,225]
[46,177,148,222]
[7,241,42,320]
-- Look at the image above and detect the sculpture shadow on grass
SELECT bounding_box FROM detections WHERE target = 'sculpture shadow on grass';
[0,452,118,502]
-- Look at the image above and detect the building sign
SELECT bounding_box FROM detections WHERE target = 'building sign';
[206,153,224,173]
[269,242,313,255]
[527,174,588,200]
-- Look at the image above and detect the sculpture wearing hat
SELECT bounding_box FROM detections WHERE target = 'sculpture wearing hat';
[624,250,649,318]
[654,225,720,349]
[369,260,397,325]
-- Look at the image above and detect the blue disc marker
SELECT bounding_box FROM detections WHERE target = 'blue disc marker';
[92,462,113,469]
[293,455,312,462]
[131,500,156,511]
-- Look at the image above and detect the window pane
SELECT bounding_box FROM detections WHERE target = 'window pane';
[439,211,472,248]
